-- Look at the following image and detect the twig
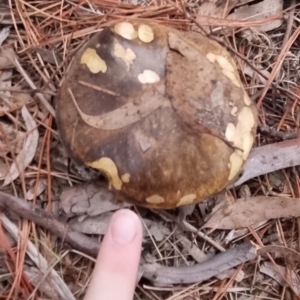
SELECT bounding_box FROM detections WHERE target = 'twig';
[256,27,300,108]
[12,57,56,117]
[0,189,252,287]
[281,0,296,48]
[258,125,298,140]
[159,210,226,252]
[0,191,100,257]
[142,241,257,285]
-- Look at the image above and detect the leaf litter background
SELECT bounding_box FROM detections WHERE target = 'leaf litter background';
[1,0,300,299]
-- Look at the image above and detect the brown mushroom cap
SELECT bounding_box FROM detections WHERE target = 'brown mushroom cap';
[57,21,257,209]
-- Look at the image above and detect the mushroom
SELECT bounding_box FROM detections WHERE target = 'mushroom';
[56,21,258,209]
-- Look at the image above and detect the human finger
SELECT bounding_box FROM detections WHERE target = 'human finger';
[84,209,143,300]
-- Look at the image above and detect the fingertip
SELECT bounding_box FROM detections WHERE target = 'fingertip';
[110,209,143,246]
[84,209,143,300]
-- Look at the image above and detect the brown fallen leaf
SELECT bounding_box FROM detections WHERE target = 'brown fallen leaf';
[0,48,15,70]
[195,0,253,31]
[0,159,8,180]
[228,0,283,32]
[60,182,131,217]
[144,219,170,242]
[203,196,300,230]
[69,212,170,241]
[233,138,300,187]
[3,106,39,186]
[176,233,208,263]
[0,27,10,46]
[0,122,25,156]
[26,179,47,200]
[36,48,63,65]
[258,245,300,262]
[69,212,113,235]
[197,0,253,19]
[260,262,300,296]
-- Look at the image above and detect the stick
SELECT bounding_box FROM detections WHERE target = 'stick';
[142,241,258,285]
[0,191,100,257]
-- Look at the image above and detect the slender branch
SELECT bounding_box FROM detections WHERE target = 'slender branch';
[0,191,100,257]
[142,241,257,285]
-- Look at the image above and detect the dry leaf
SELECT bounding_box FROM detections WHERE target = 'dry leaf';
[233,139,300,187]
[224,221,268,243]
[144,219,170,242]
[3,106,39,186]
[260,262,300,296]
[197,0,253,18]
[69,212,113,234]
[228,0,283,32]
[0,90,34,114]
[0,48,15,70]
[0,122,25,156]
[11,92,34,107]
[195,0,253,30]
[69,211,169,240]
[203,196,300,230]
[0,159,8,180]
[36,48,63,65]
[0,27,10,46]
[177,233,208,263]
[244,65,270,85]
[26,179,47,200]
[60,183,131,217]
[216,269,244,282]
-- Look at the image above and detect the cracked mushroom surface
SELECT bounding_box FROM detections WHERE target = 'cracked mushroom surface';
[57,21,258,209]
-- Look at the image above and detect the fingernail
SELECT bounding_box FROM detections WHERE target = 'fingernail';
[111,210,139,245]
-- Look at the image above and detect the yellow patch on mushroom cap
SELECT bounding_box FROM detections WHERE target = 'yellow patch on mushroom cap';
[244,92,252,106]
[225,107,255,152]
[87,157,122,190]
[215,55,235,73]
[138,24,154,43]
[231,106,238,116]
[121,173,130,183]
[206,53,240,87]
[114,22,137,40]
[225,107,255,179]
[206,53,216,63]
[176,194,197,207]
[221,69,240,87]
[228,151,244,180]
[238,107,255,130]
[241,132,254,160]
[146,195,165,204]
[80,48,107,74]
[114,43,136,68]
[225,123,236,142]
[138,70,160,84]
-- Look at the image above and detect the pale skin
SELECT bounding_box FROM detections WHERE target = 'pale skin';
[84,209,143,300]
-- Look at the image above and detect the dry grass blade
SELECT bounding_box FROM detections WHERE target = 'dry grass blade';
[0,214,75,300]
